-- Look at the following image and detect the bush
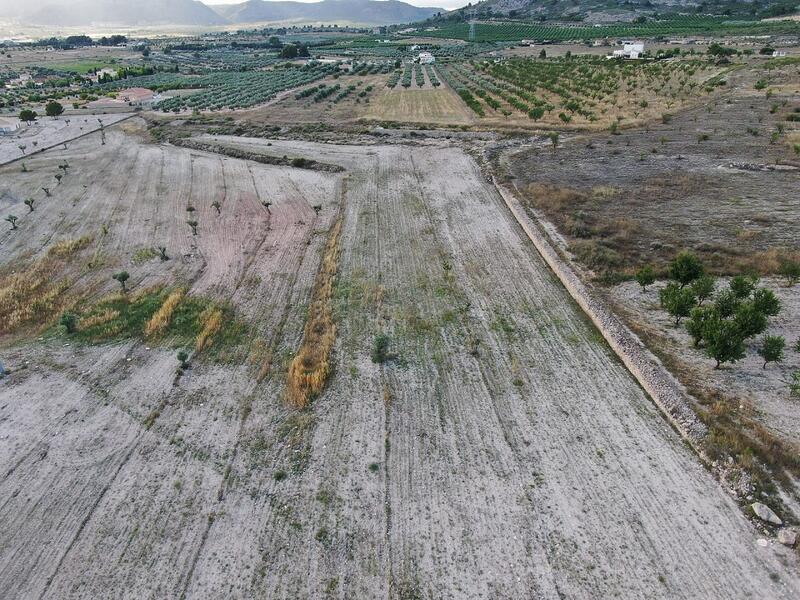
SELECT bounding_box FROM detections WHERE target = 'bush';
[59,312,78,334]
[690,275,715,305]
[733,302,768,338]
[371,334,391,364]
[635,265,655,291]
[758,335,785,369]
[669,252,703,288]
[704,319,745,368]
[660,282,696,325]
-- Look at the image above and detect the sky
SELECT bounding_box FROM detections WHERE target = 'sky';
[206,0,472,10]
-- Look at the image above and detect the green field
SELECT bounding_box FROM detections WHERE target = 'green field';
[415,17,800,42]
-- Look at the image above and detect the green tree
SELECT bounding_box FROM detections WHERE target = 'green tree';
[733,302,768,338]
[24,198,34,212]
[45,100,64,118]
[690,275,715,305]
[211,201,221,214]
[669,252,703,288]
[187,220,198,235]
[704,320,746,368]
[177,350,189,369]
[758,335,785,369]
[19,109,37,124]
[158,246,169,261]
[59,312,78,334]
[548,131,559,151]
[113,271,130,291]
[779,258,800,286]
[713,288,740,318]
[660,282,696,325]
[751,288,781,317]
[685,305,719,347]
[635,265,656,291]
[539,49,546,58]
[5,214,18,230]
[280,44,299,59]
[729,274,756,299]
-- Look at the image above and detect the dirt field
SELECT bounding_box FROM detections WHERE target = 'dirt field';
[365,87,474,125]
[0,113,132,164]
[502,60,800,279]
[1,124,798,598]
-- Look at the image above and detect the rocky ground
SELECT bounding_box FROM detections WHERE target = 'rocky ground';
[0,123,798,598]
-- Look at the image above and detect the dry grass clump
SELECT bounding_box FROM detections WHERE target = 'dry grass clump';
[76,308,120,332]
[145,288,185,337]
[48,235,92,259]
[285,216,342,409]
[0,237,92,334]
[195,306,223,353]
[525,183,587,212]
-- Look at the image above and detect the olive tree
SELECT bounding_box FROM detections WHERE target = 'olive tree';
[113,271,130,292]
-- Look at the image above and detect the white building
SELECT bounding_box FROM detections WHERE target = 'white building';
[611,41,645,59]
[418,52,435,64]
[772,50,787,58]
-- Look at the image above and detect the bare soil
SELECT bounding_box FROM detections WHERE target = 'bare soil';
[0,125,797,598]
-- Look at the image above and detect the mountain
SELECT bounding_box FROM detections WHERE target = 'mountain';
[15,0,227,27]
[1,0,445,28]
[213,0,445,26]
[425,0,799,24]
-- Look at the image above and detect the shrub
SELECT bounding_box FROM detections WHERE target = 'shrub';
[751,288,780,317]
[758,335,785,369]
[635,265,655,291]
[112,271,130,291]
[669,252,703,288]
[660,282,696,325]
[733,302,768,338]
[729,274,756,299]
[371,334,391,364]
[690,275,715,305]
[686,305,719,347]
[59,312,78,334]
[779,258,800,286]
[704,319,745,368]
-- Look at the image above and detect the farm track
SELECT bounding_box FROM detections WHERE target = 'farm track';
[0,130,798,598]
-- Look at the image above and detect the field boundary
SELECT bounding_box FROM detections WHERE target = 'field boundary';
[0,113,136,167]
[493,177,708,450]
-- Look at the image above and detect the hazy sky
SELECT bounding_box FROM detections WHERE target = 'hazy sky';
[206,0,470,10]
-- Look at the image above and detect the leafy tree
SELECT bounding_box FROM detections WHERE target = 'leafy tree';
[539,49,546,58]
[211,201,221,214]
[751,288,781,317]
[704,319,746,368]
[660,282,696,325]
[59,312,78,334]
[45,100,64,118]
[158,246,169,261]
[669,252,703,288]
[113,271,130,291]
[55,173,63,185]
[19,109,37,124]
[528,106,545,121]
[635,265,655,291]
[187,220,198,235]
[548,131,559,151]
[280,44,299,59]
[729,274,756,299]
[733,302,768,338]
[690,275,715,305]
[5,214,18,230]
[758,335,785,369]
[714,289,741,318]
[685,305,719,347]
[24,198,34,212]
[177,350,189,369]
[779,258,800,286]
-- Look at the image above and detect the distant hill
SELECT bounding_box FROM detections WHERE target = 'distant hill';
[16,0,227,27]
[424,0,799,24]
[213,0,445,26]
[2,0,445,28]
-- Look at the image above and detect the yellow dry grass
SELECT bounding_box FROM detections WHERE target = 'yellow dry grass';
[365,88,473,125]
[285,216,342,409]
[77,308,120,332]
[0,237,91,334]
[144,288,185,337]
[195,306,223,353]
